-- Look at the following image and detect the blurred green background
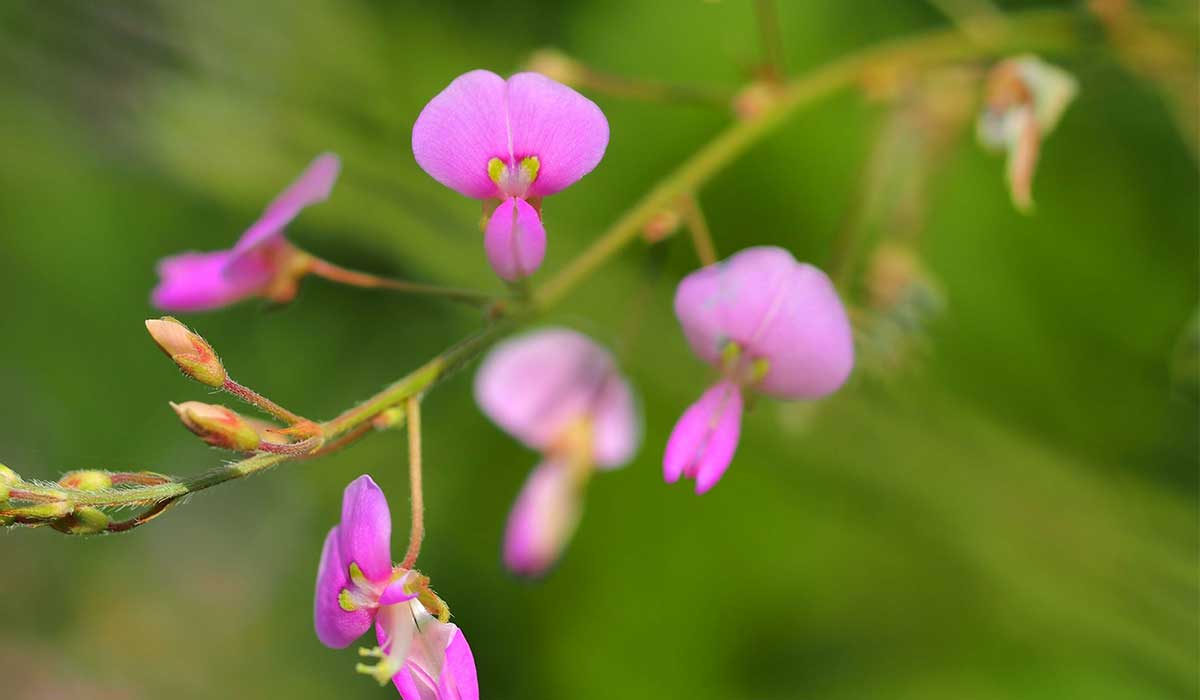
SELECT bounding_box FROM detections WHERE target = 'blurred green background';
[1,1,1196,698]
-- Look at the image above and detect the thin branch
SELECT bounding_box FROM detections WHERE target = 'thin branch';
[308,257,496,308]
[681,194,718,266]
[754,0,787,81]
[399,395,424,570]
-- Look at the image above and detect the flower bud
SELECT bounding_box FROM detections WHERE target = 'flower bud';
[51,507,110,535]
[10,500,72,523]
[59,470,113,491]
[0,464,15,504]
[171,401,261,452]
[146,317,227,387]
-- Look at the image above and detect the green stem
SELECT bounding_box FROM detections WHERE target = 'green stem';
[533,8,1077,310]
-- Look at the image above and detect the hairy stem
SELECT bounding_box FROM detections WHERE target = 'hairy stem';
[400,395,424,570]
[308,257,496,308]
[223,377,308,425]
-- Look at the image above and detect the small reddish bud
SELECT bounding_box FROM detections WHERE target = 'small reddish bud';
[59,470,113,491]
[171,401,261,452]
[146,317,227,387]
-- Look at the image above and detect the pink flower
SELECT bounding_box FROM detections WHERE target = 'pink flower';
[151,153,340,312]
[315,475,478,699]
[665,246,854,493]
[412,70,608,281]
[475,328,639,576]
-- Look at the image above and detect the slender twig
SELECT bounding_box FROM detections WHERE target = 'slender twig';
[681,194,718,266]
[754,0,787,81]
[223,377,307,425]
[308,257,496,308]
[399,395,424,570]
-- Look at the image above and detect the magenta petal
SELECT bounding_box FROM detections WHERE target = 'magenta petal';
[412,70,510,199]
[503,460,581,578]
[674,246,854,399]
[506,72,609,197]
[475,328,639,465]
[378,579,418,606]
[484,197,547,281]
[590,373,641,469]
[663,381,743,494]
[314,527,374,649]
[338,475,393,582]
[152,250,266,312]
[438,630,479,700]
[225,152,340,278]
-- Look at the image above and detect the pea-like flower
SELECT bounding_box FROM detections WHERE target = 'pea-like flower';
[412,71,609,281]
[665,246,854,494]
[315,475,478,700]
[152,153,340,312]
[475,328,639,577]
[977,55,1077,213]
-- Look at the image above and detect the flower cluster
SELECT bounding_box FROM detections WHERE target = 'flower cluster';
[316,476,478,700]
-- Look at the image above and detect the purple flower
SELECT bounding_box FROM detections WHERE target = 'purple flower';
[412,70,609,280]
[315,475,478,699]
[475,328,639,576]
[152,153,340,312]
[665,246,854,493]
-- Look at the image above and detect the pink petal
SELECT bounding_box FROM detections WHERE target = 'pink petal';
[663,381,743,495]
[590,373,641,469]
[338,475,393,582]
[412,70,510,199]
[314,526,375,648]
[151,250,268,312]
[484,198,547,280]
[506,72,609,197]
[378,578,419,606]
[387,614,477,700]
[674,246,854,399]
[503,460,582,578]
[225,152,340,278]
[437,630,479,700]
[475,328,638,465]
[412,70,607,200]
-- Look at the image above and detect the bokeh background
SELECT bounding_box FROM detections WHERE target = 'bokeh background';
[1,1,1196,698]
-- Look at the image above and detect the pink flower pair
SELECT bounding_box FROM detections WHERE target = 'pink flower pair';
[315,476,477,700]
[153,69,608,307]
[475,328,639,577]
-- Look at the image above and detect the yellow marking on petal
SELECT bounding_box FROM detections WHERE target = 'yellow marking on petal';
[338,588,358,612]
[720,341,742,373]
[750,358,770,384]
[519,155,540,184]
[487,157,506,187]
[348,562,367,587]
